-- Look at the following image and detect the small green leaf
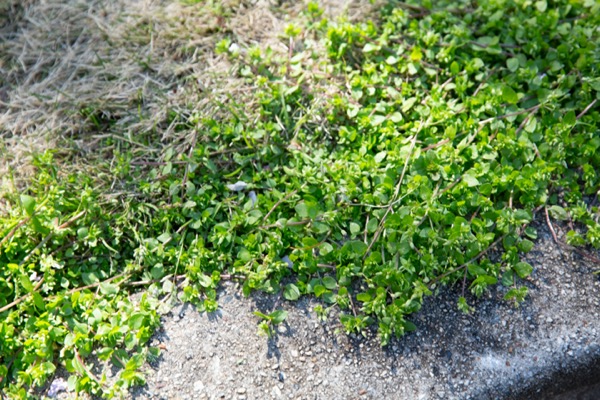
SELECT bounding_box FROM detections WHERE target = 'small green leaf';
[514,262,533,278]
[563,110,576,127]
[295,202,309,218]
[20,195,36,216]
[128,313,146,330]
[506,58,520,72]
[270,310,288,325]
[32,292,46,310]
[295,201,319,219]
[548,205,568,220]
[524,227,538,239]
[450,61,459,75]
[374,151,387,163]
[313,284,326,297]
[349,222,361,236]
[253,311,270,321]
[457,297,474,314]
[99,282,119,296]
[20,274,33,293]
[403,320,417,332]
[519,239,534,253]
[198,274,212,288]
[157,232,171,244]
[463,173,480,187]
[302,237,319,248]
[502,86,518,104]
[535,0,547,12]
[319,242,334,256]
[356,292,371,302]
[501,270,515,287]
[390,112,403,123]
[402,97,417,112]
[514,209,532,223]
[283,283,301,301]
[162,279,174,293]
[151,265,165,280]
[77,227,88,239]
[322,276,337,290]
[371,114,386,126]
[343,240,368,256]
[362,43,379,53]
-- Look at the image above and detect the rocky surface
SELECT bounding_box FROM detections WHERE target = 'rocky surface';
[127,223,600,400]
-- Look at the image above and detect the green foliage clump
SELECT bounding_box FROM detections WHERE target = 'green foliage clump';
[1,0,599,397]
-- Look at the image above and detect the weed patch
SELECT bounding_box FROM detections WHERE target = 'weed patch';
[1,0,599,397]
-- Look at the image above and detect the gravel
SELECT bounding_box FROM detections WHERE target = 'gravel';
[127,223,600,400]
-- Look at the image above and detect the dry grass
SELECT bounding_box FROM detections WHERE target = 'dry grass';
[0,0,378,183]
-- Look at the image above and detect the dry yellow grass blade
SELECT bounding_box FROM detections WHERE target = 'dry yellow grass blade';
[0,0,377,183]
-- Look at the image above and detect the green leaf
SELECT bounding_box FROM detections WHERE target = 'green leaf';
[151,265,165,280]
[157,232,171,244]
[322,276,337,290]
[99,282,119,296]
[283,283,301,301]
[519,239,534,253]
[390,112,403,123]
[548,205,568,220]
[319,242,334,256]
[514,209,532,223]
[253,311,270,321]
[514,262,533,278]
[501,270,515,287]
[502,86,518,104]
[535,0,547,12]
[128,313,146,330]
[564,110,576,127]
[270,310,288,324]
[362,43,379,53]
[524,227,538,239]
[77,227,88,239]
[313,284,326,297]
[198,274,212,288]
[402,320,417,332]
[371,114,386,126]
[302,237,319,248]
[295,202,309,218]
[356,292,371,302]
[463,173,479,187]
[20,274,33,293]
[402,97,417,112]
[343,240,368,256]
[20,195,36,216]
[457,297,474,314]
[506,58,520,72]
[349,222,361,236]
[295,201,319,219]
[374,151,387,163]
[32,292,46,310]
[450,61,459,75]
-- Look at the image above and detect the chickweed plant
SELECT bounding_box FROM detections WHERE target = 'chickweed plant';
[1,0,599,397]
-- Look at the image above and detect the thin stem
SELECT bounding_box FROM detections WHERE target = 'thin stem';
[545,207,559,243]
[263,189,298,222]
[576,99,597,119]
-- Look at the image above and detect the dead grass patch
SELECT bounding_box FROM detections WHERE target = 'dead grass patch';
[0,0,378,183]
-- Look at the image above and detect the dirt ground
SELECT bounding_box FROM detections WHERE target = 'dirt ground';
[2,1,600,399]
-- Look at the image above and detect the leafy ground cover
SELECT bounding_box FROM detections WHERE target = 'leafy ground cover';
[1,0,599,397]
